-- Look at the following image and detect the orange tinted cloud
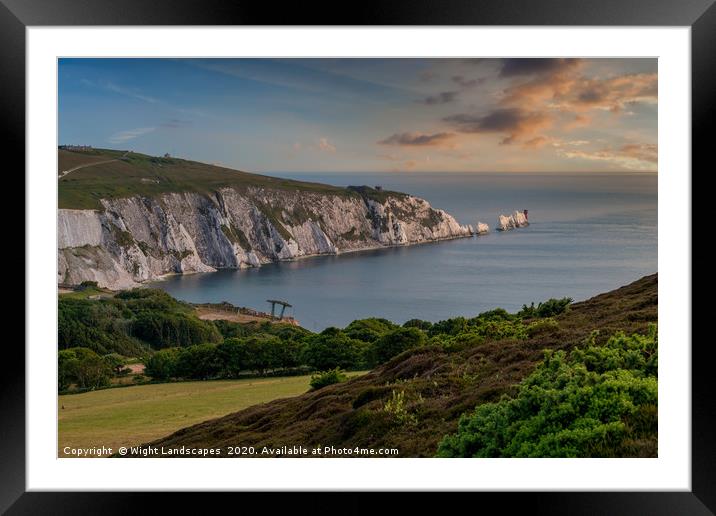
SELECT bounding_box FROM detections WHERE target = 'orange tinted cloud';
[559,73,658,112]
[501,63,657,115]
[522,136,550,149]
[560,143,657,170]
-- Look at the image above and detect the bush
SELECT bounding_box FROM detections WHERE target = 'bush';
[518,297,572,319]
[403,319,433,331]
[437,326,658,458]
[212,319,253,340]
[132,311,221,349]
[103,353,125,375]
[215,338,246,378]
[310,367,347,390]
[239,334,283,375]
[175,343,222,379]
[58,347,112,390]
[302,328,366,370]
[370,327,426,365]
[429,317,468,337]
[58,289,219,356]
[58,298,146,356]
[144,348,181,380]
[474,308,514,322]
[382,390,417,426]
[58,349,77,390]
[526,318,560,337]
[344,318,397,343]
[437,332,485,352]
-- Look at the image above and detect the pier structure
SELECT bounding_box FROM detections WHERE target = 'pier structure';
[267,299,292,320]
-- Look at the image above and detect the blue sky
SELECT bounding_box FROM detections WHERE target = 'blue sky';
[59,58,657,173]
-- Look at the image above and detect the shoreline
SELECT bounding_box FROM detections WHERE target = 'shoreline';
[129,231,479,290]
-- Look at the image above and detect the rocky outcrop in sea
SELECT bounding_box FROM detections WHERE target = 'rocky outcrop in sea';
[497,211,530,231]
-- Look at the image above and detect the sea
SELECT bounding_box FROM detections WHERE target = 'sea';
[154,172,657,331]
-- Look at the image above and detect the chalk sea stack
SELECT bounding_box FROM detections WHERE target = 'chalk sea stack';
[497,210,530,231]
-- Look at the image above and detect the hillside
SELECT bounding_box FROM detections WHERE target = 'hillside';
[132,274,658,458]
[58,148,473,289]
[58,148,359,210]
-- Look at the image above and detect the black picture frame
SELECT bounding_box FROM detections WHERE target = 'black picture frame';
[4,0,711,513]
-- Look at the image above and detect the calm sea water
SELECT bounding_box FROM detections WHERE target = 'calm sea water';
[155,173,657,331]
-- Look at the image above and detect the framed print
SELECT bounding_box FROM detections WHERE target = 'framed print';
[4,0,713,512]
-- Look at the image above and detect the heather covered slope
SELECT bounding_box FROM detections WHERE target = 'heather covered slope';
[136,274,658,458]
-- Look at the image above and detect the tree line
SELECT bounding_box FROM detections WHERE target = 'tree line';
[58,287,572,389]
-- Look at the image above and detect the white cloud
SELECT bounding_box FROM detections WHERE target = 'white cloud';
[318,137,336,152]
[103,81,159,104]
[108,127,156,144]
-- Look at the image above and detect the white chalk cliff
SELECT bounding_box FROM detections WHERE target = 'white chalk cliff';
[475,222,490,235]
[58,186,474,289]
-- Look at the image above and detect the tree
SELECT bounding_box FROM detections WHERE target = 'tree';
[428,316,468,337]
[301,328,365,371]
[58,349,78,390]
[344,318,397,343]
[216,338,247,378]
[144,348,181,380]
[103,353,125,375]
[403,319,433,331]
[59,347,112,390]
[240,334,283,375]
[370,327,426,365]
[175,344,222,379]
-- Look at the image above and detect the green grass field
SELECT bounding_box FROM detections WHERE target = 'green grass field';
[58,372,365,457]
[58,148,354,210]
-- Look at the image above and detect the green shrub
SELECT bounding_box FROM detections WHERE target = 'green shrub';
[438,332,485,352]
[215,338,246,378]
[518,297,572,319]
[132,311,221,349]
[370,327,426,365]
[429,317,468,337]
[58,347,112,390]
[344,318,397,343]
[102,353,125,375]
[310,367,347,390]
[239,334,283,375]
[437,326,658,457]
[58,298,146,356]
[382,390,418,426]
[526,318,560,337]
[474,308,514,322]
[403,319,433,331]
[144,348,181,380]
[302,328,366,370]
[175,343,222,379]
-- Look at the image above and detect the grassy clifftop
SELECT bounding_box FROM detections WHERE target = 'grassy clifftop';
[58,148,404,210]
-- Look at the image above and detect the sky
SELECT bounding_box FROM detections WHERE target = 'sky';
[58,58,657,173]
